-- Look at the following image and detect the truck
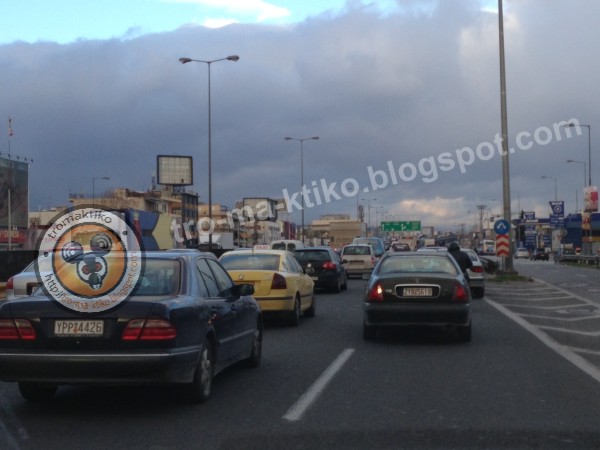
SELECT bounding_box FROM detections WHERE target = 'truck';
[199,232,235,250]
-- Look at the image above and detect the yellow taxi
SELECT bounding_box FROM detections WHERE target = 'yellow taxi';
[219,248,315,326]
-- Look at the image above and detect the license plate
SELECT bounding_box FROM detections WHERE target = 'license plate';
[403,287,433,297]
[55,320,104,337]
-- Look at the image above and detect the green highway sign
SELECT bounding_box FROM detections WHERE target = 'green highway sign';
[381,221,421,232]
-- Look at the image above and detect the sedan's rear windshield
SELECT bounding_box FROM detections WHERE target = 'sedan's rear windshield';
[378,256,457,275]
[134,259,180,296]
[220,253,280,271]
[342,246,371,256]
[294,250,329,262]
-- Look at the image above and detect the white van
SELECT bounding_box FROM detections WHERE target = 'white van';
[270,240,305,252]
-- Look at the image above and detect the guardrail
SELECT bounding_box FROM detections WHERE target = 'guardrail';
[554,255,600,266]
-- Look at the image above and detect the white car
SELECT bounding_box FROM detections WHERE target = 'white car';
[5,257,52,300]
[515,247,530,259]
[462,248,486,299]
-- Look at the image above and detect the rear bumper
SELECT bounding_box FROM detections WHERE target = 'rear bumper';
[364,302,471,328]
[0,346,200,384]
[255,296,295,312]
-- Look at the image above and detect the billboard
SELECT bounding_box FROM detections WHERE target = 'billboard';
[0,157,29,230]
[584,186,598,212]
[242,198,278,221]
[157,155,193,186]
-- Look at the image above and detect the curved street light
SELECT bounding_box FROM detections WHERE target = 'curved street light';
[179,55,239,250]
[284,136,319,244]
[565,122,592,186]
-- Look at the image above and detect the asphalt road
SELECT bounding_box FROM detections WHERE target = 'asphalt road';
[2,270,600,449]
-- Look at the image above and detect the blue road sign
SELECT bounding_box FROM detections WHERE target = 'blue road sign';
[494,219,510,235]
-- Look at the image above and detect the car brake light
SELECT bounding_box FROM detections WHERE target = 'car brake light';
[366,283,384,302]
[0,319,36,340]
[471,266,484,273]
[370,256,376,267]
[122,319,176,341]
[6,277,13,290]
[322,262,337,270]
[271,273,287,290]
[452,283,469,303]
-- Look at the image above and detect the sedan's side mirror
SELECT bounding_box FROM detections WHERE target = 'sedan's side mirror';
[237,283,255,297]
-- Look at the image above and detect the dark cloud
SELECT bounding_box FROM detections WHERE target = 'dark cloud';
[1,0,598,228]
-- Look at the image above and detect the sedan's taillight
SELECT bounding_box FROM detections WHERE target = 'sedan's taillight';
[0,319,36,340]
[370,256,376,267]
[271,273,287,290]
[6,277,13,291]
[366,282,384,302]
[122,319,176,341]
[322,262,337,270]
[471,266,484,273]
[452,283,469,303]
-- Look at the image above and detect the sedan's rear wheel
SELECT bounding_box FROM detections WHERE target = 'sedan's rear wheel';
[185,339,214,403]
[304,294,316,318]
[18,382,57,403]
[288,296,301,326]
[243,322,263,368]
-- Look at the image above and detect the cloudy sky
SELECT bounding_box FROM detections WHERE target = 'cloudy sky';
[1,0,598,231]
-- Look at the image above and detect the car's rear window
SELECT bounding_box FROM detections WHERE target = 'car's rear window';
[378,256,457,275]
[134,259,180,296]
[220,253,280,271]
[294,250,329,262]
[342,246,371,256]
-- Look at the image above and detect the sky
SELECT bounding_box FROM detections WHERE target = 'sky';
[1,0,598,232]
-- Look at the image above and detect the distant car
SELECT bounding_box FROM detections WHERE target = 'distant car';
[515,247,529,259]
[341,244,378,279]
[531,248,549,261]
[5,255,57,300]
[352,237,386,258]
[0,250,263,403]
[219,248,315,326]
[391,243,411,252]
[462,248,486,299]
[362,252,472,342]
[294,247,348,293]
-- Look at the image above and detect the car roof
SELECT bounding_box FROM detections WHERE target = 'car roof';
[220,249,288,256]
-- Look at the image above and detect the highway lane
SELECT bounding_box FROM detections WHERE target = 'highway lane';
[2,276,600,449]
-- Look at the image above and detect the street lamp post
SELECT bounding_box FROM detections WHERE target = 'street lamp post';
[361,198,377,237]
[566,159,587,188]
[179,55,239,250]
[541,175,558,201]
[92,176,110,208]
[284,136,319,244]
[566,123,592,186]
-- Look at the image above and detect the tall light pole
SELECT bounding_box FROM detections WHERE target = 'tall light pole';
[566,159,587,188]
[92,176,110,208]
[566,123,592,187]
[498,0,513,271]
[541,175,558,201]
[284,136,319,244]
[361,198,377,236]
[179,54,239,250]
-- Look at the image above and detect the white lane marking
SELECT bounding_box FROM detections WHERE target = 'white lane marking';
[485,299,600,385]
[283,348,355,422]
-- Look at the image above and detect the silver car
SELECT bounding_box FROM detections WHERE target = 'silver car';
[462,248,486,299]
[5,257,53,300]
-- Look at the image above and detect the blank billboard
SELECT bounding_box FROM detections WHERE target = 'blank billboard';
[157,155,193,186]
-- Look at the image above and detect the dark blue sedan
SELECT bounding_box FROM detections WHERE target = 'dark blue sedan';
[0,250,263,403]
